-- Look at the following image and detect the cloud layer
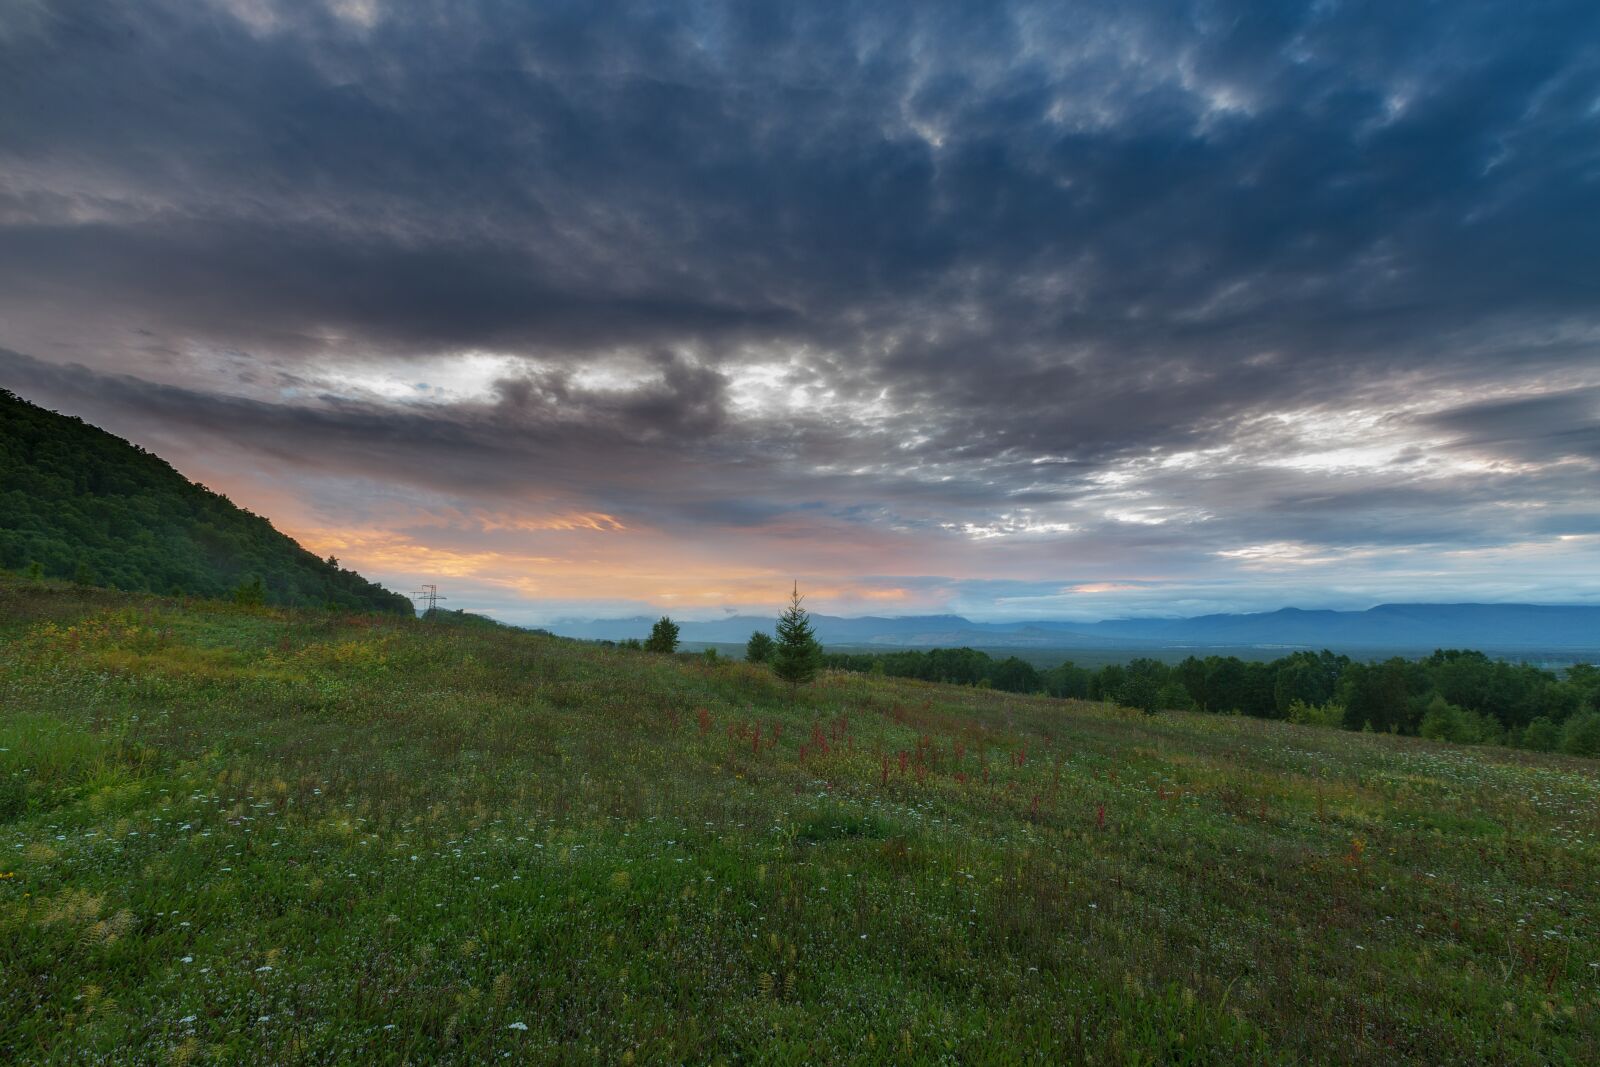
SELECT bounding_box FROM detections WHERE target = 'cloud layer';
[3,0,1597,622]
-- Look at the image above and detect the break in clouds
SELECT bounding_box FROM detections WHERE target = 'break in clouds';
[2,0,1598,622]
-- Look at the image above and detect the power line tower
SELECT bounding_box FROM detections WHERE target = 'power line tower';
[409,583,447,619]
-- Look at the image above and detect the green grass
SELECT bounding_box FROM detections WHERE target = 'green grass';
[1,577,1596,1064]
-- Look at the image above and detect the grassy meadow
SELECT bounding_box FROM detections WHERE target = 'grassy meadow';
[1,577,1597,1064]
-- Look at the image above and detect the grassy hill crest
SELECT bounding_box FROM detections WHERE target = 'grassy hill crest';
[2,578,1595,1063]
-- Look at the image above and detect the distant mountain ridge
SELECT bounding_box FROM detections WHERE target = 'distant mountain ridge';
[0,389,410,612]
[551,603,1600,652]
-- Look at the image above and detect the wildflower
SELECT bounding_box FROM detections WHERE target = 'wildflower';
[507,1022,528,1031]
[180,956,193,964]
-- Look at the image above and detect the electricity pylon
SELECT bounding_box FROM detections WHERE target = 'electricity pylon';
[409,583,447,619]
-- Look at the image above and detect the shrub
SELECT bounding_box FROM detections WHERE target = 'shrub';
[1418,696,1457,740]
[1419,697,1504,745]
[1117,674,1161,716]
[1466,709,1503,745]
[745,630,775,664]
[1156,683,1193,712]
[1559,711,1600,758]
[1520,716,1560,752]
[232,575,266,607]
[1287,699,1346,729]
[645,617,680,654]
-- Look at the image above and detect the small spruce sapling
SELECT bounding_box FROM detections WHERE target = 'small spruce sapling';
[772,583,823,703]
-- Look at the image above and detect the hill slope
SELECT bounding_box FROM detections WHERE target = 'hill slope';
[2,578,1596,1064]
[0,389,409,612]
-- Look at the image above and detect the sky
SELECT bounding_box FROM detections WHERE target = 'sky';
[2,0,1598,625]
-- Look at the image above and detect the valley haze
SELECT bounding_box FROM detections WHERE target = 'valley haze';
[552,603,1600,656]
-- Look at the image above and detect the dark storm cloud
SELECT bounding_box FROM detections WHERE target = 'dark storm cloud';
[2,0,1598,614]
[1420,388,1600,464]
[6,0,1597,363]
[0,219,798,351]
[0,346,730,505]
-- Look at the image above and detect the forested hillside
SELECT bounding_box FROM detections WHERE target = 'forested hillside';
[0,390,409,612]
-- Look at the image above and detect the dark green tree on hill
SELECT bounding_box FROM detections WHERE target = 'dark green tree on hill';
[1563,711,1600,757]
[988,655,1041,693]
[772,583,823,702]
[1118,673,1162,716]
[645,616,680,653]
[745,630,774,663]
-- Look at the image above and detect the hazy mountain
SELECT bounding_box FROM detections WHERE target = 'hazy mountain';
[550,603,1600,652]
[1073,604,1600,649]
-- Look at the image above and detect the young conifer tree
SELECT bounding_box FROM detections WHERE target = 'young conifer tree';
[772,582,822,702]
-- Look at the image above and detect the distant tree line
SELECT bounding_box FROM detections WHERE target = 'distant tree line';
[605,587,828,704]
[822,647,1050,696]
[0,390,410,613]
[820,646,1600,756]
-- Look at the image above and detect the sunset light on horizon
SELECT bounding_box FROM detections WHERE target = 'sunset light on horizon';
[3,0,1597,625]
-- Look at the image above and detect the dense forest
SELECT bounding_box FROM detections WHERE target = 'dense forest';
[821,646,1600,755]
[0,390,410,612]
